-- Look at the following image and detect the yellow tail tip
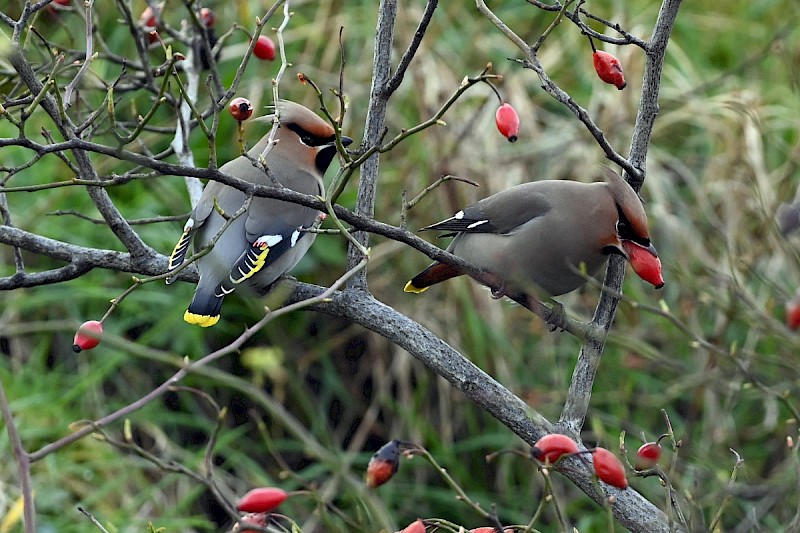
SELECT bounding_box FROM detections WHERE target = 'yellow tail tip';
[403,281,428,294]
[183,311,220,327]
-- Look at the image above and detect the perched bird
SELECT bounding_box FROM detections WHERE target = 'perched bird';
[167,100,352,327]
[404,168,664,300]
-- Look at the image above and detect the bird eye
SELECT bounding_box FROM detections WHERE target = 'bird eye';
[301,135,313,146]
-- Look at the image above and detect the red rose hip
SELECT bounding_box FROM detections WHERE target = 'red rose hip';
[366,439,401,488]
[495,103,520,142]
[400,519,425,533]
[73,320,103,352]
[532,433,579,464]
[236,487,288,513]
[199,7,215,28]
[253,35,276,61]
[635,442,662,470]
[593,51,627,90]
[229,97,253,122]
[139,5,157,28]
[786,297,800,330]
[592,447,628,489]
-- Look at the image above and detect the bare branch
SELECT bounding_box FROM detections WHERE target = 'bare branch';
[345,0,397,289]
[287,283,679,533]
[7,48,153,260]
[628,0,683,183]
[63,0,95,108]
[0,225,170,289]
[559,0,683,435]
[384,0,439,95]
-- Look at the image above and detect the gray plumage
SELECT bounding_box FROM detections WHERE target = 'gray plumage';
[167,101,350,327]
[405,168,658,298]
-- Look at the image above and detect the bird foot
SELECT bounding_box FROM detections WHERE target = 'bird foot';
[489,278,509,299]
[544,301,567,332]
[490,285,507,299]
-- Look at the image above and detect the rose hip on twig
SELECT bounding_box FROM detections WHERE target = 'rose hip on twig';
[495,102,520,142]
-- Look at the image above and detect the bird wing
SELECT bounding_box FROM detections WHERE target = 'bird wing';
[227,161,323,286]
[422,184,552,235]
[166,182,228,284]
[233,217,315,283]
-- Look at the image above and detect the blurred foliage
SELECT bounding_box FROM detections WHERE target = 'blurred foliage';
[2,0,800,531]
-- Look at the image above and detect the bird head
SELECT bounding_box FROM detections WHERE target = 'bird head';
[600,166,664,289]
[263,100,352,174]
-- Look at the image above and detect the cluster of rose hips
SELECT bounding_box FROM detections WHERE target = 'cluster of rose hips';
[531,432,666,489]
[531,433,629,489]
[366,434,667,532]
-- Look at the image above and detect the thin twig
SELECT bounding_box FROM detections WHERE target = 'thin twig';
[0,378,36,533]
[63,0,94,108]
[708,449,744,531]
[76,506,112,533]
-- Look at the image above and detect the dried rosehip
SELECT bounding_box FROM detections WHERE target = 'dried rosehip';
[531,433,579,464]
[253,35,276,61]
[621,240,664,289]
[73,320,103,352]
[399,519,425,533]
[495,103,520,142]
[229,97,253,122]
[231,512,268,532]
[199,7,215,28]
[635,442,662,470]
[236,487,288,513]
[366,439,401,488]
[592,447,628,489]
[593,50,627,90]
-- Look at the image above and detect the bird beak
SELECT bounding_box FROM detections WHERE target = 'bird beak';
[621,239,664,289]
[639,241,658,258]
[340,136,353,147]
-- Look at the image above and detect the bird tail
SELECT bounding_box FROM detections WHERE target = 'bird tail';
[183,285,227,327]
[404,263,463,293]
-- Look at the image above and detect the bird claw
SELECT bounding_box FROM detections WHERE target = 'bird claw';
[490,284,507,299]
[544,301,567,332]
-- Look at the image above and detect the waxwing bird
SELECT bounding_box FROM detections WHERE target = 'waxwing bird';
[167,100,352,327]
[404,167,664,299]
